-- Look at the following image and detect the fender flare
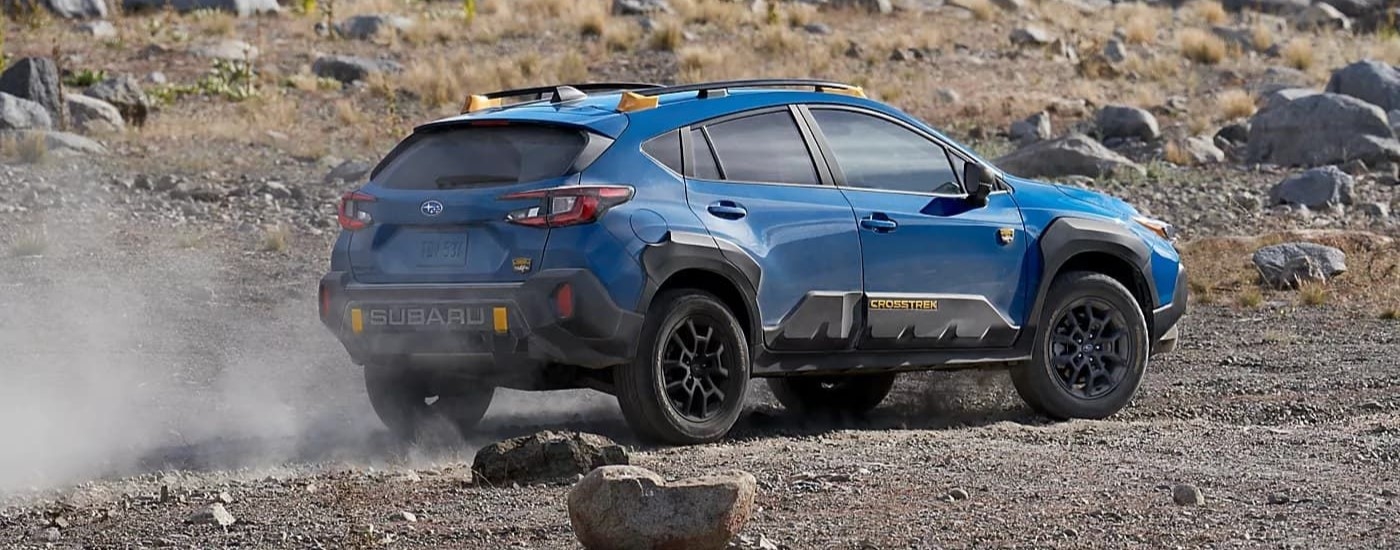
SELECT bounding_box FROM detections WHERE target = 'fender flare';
[635,230,763,340]
[1021,217,1157,345]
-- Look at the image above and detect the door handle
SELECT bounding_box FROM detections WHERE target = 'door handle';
[706,201,747,220]
[859,215,898,232]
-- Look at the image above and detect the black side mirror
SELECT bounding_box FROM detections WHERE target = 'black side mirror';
[964,163,995,207]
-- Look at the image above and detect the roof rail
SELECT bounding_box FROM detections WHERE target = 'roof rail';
[632,79,866,99]
[462,82,663,113]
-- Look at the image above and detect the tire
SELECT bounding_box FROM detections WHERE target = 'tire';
[615,290,750,445]
[1012,271,1149,420]
[767,373,897,417]
[364,361,495,441]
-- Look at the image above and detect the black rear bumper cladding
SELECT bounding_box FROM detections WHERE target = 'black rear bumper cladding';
[320,269,643,370]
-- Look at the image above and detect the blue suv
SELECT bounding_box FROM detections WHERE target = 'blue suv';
[319,80,1187,445]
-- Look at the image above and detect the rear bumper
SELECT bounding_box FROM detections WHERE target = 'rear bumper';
[319,269,644,370]
[1150,264,1188,355]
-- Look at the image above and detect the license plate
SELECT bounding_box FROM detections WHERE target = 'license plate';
[417,236,467,267]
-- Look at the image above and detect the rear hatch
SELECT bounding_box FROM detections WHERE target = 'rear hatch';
[347,123,596,284]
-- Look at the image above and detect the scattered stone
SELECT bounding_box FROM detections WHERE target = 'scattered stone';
[392,511,417,522]
[216,491,234,504]
[990,0,1026,11]
[802,22,831,34]
[3,0,107,18]
[1326,60,1400,113]
[64,94,124,134]
[147,72,168,85]
[1252,242,1348,288]
[312,55,404,84]
[1171,483,1205,506]
[1096,105,1160,141]
[1232,192,1264,210]
[1360,201,1390,218]
[1103,39,1128,63]
[612,0,671,15]
[948,488,971,501]
[41,527,61,542]
[1048,97,1089,117]
[324,159,373,183]
[472,431,629,486]
[934,88,960,104]
[1270,166,1355,208]
[1010,25,1053,46]
[121,0,279,16]
[1009,111,1051,144]
[192,39,259,61]
[1267,492,1291,504]
[1173,136,1226,165]
[185,503,236,527]
[0,93,53,131]
[85,76,151,128]
[994,133,1145,179]
[75,20,117,38]
[568,465,756,550]
[0,57,64,125]
[830,0,893,13]
[1246,93,1400,167]
[1221,0,1309,14]
[338,14,415,41]
[1296,2,1351,30]
[729,534,782,550]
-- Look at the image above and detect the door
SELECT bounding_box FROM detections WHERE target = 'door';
[804,107,1029,350]
[683,108,864,351]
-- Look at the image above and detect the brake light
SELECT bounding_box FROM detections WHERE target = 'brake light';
[499,185,634,228]
[337,191,376,230]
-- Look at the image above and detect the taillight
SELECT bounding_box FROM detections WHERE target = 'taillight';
[499,185,634,228]
[337,191,376,230]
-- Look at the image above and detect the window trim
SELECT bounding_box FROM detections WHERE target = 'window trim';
[798,104,1010,199]
[681,106,835,188]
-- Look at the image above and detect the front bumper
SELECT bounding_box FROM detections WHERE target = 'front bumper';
[1150,264,1188,355]
[319,269,644,370]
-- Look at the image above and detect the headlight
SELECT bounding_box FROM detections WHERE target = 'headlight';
[1133,216,1177,242]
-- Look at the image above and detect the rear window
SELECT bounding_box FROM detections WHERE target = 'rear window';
[373,125,588,189]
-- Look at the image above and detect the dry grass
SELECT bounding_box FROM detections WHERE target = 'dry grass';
[957,0,998,22]
[402,56,464,108]
[1123,55,1182,82]
[579,11,606,38]
[1216,88,1256,120]
[1189,0,1229,25]
[8,234,47,258]
[675,0,752,29]
[1163,140,1191,166]
[1299,283,1329,306]
[1281,40,1315,71]
[1382,306,1400,320]
[1249,23,1276,53]
[1179,28,1228,64]
[260,225,292,253]
[334,99,365,126]
[1182,232,1400,313]
[1123,16,1157,45]
[755,25,801,56]
[649,19,685,51]
[604,23,640,51]
[1235,287,1264,308]
[1,132,48,164]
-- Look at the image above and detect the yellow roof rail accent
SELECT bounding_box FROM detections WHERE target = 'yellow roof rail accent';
[821,86,867,99]
[616,91,659,113]
[462,94,503,114]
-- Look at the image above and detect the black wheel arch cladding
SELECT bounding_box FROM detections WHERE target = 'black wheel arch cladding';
[1024,217,1158,341]
[637,231,762,343]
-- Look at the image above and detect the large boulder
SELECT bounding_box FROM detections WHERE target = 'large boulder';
[64,93,124,134]
[1252,242,1347,289]
[472,431,628,486]
[0,57,64,126]
[2,0,107,18]
[122,0,277,16]
[1245,92,1400,167]
[0,130,107,157]
[568,466,757,550]
[611,0,671,15]
[1296,2,1352,30]
[1096,105,1160,141]
[1009,111,1051,144]
[1318,0,1382,16]
[337,14,414,41]
[1325,60,1400,112]
[0,93,53,131]
[84,76,150,128]
[1269,166,1354,207]
[312,55,404,84]
[994,133,1145,179]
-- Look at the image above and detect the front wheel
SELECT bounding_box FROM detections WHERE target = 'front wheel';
[767,373,897,417]
[364,362,495,442]
[615,290,750,445]
[1011,271,1149,419]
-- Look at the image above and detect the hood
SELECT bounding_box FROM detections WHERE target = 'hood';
[1050,182,1141,219]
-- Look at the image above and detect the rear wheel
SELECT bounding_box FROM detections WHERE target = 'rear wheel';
[767,373,897,416]
[1012,271,1149,420]
[615,290,750,445]
[364,362,495,441]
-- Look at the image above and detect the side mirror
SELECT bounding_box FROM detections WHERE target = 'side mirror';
[964,163,995,207]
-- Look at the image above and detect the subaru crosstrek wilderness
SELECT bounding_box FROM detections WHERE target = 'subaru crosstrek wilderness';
[319,79,1187,444]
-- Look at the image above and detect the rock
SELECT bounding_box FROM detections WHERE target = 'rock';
[1360,201,1390,218]
[1171,483,1205,506]
[1296,2,1351,29]
[1320,0,1382,16]
[1103,39,1128,63]
[990,0,1025,11]
[1010,26,1053,46]
[1326,60,1400,112]
[1221,0,1309,14]
[0,93,53,131]
[1246,93,1400,167]
[64,94,124,134]
[8,130,108,157]
[147,72,168,85]
[568,465,756,550]
[1211,26,1256,51]
[948,488,971,500]
[392,511,417,522]
[935,88,960,104]
[1048,97,1089,117]
[802,23,831,34]
[75,20,116,38]
[1173,136,1226,165]
[0,57,64,125]
[1270,166,1354,207]
[186,503,236,527]
[84,76,150,128]
[830,0,893,13]
[3,0,107,18]
[324,159,373,183]
[1009,111,1051,144]
[192,39,259,61]
[1252,242,1347,288]
[216,491,234,504]
[312,55,403,84]
[1097,105,1160,141]
[996,134,1145,179]
[1216,121,1251,146]
[121,0,278,16]
[611,0,671,15]
[472,431,629,486]
[1260,87,1320,111]
[338,14,415,40]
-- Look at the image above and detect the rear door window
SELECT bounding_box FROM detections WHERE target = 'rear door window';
[703,111,819,185]
[689,128,722,180]
[642,130,683,174]
[373,125,588,189]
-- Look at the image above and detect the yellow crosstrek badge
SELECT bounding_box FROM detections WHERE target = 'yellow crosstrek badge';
[997,228,1016,245]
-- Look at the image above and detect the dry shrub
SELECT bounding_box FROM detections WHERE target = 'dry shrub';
[1179,28,1227,64]
[8,233,47,257]
[1236,287,1264,308]
[755,25,801,55]
[1299,283,1329,306]
[402,56,464,108]
[957,0,998,21]
[1190,0,1229,25]
[675,0,752,29]
[2,132,48,164]
[261,225,291,253]
[1124,55,1182,81]
[1281,40,1314,71]
[1216,88,1256,120]
[649,19,684,51]
[1382,306,1400,320]
[1124,16,1157,45]
[1249,23,1276,52]
[579,11,606,38]
[605,23,639,51]
[334,99,364,126]
[1163,140,1192,165]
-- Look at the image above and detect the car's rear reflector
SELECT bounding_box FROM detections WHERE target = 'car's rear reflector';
[555,283,574,320]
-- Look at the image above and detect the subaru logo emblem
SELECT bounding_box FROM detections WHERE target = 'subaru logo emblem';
[420,200,444,217]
